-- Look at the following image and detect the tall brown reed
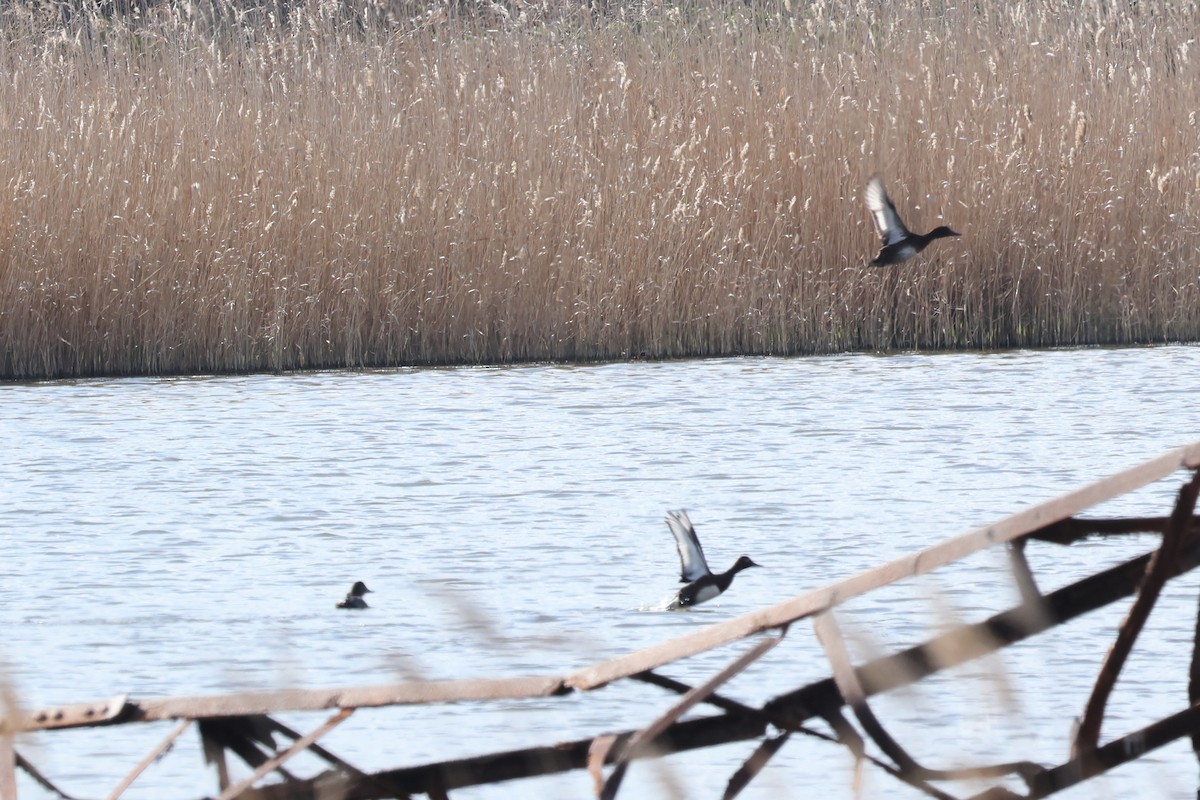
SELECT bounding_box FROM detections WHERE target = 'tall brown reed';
[2,0,1199,378]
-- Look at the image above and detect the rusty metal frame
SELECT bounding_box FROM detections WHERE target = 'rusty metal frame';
[4,442,1200,799]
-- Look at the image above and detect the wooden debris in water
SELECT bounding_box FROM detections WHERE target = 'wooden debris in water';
[5,441,1200,800]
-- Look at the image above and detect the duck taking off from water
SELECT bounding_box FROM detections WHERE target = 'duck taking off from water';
[865,174,960,266]
[665,510,759,609]
[337,581,373,609]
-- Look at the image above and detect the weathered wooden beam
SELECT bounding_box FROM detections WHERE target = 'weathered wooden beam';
[1,734,14,800]
[214,709,354,800]
[1007,539,1043,606]
[1074,470,1200,755]
[635,671,960,800]
[2,694,130,734]
[243,713,769,800]
[12,750,80,800]
[1192,544,1200,789]
[969,701,1200,799]
[9,677,568,733]
[139,676,568,724]
[198,714,312,791]
[107,719,192,800]
[766,532,1200,720]
[723,733,793,800]
[264,716,412,798]
[235,536,1200,800]
[813,610,1040,785]
[1030,515,1199,545]
[600,634,783,799]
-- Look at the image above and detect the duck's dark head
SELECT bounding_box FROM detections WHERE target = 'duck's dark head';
[350,581,373,596]
[732,556,760,572]
[928,226,960,240]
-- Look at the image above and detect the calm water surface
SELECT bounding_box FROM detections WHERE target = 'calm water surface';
[3,346,1200,798]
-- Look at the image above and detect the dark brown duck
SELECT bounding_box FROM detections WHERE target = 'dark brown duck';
[865,174,960,266]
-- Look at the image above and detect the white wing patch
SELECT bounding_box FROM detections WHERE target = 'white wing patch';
[865,174,911,246]
[665,510,711,583]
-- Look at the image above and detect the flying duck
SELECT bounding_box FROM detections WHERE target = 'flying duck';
[865,173,960,266]
[665,510,760,609]
[336,581,373,609]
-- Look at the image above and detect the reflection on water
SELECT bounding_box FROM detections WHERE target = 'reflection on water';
[2,346,1199,798]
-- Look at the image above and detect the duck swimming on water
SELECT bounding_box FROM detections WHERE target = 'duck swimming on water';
[665,511,759,609]
[865,174,960,266]
[337,581,373,609]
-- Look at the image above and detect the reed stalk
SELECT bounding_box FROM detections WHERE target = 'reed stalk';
[2,0,1199,378]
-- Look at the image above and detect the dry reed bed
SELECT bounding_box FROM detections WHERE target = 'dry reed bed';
[2,0,1199,378]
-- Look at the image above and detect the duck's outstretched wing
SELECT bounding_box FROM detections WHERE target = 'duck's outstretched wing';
[865,174,911,246]
[666,510,711,582]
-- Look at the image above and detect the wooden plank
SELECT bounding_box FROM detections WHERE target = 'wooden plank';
[342,714,768,800]
[566,442,1200,690]
[1006,540,1043,606]
[0,733,14,800]
[969,701,1200,799]
[723,734,792,800]
[13,676,564,732]
[107,719,192,800]
[12,751,81,800]
[237,536,1200,799]
[600,634,783,799]
[768,534,1200,716]
[1073,470,1200,754]
[214,709,354,800]
[812,611,1042,785]
[618,635,781,758]
[5,695,129,733]
[1031,515,1198,544]
[812,613,866,705]
[138,675,565,723]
